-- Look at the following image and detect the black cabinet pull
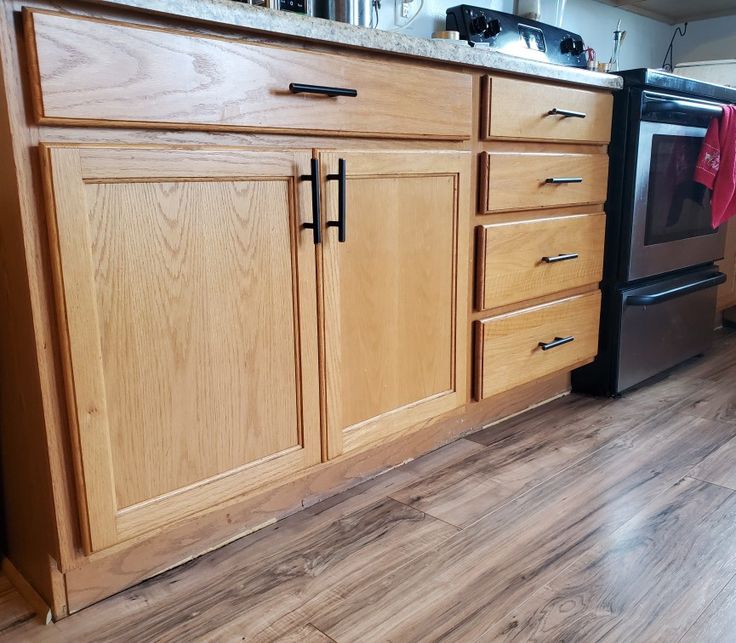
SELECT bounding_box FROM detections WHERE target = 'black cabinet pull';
[545,177,583,184]
[289,83,358,98]
[539,336,575,351]
[326,158,347,243]
[301,158,321,245]
[542,253,579,263]
[548,108,586,118]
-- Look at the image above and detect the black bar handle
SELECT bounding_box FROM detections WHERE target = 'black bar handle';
[538,336,575,351]
[542,253,579,263]
[548,108,586,118]
[642,97,722,120]
[546,177,584,184]
[301,158,321,245]
[289,83,358,98]
[326,158,347,243]
[627,272,726,306]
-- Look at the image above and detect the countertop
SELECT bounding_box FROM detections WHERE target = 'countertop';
[94,0,623,90]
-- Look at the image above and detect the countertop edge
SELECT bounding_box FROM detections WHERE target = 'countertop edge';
[90,0,623,90]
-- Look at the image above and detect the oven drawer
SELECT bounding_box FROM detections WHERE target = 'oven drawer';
[481,76,613,143]
[475,291,601,399]
[24,10,472,139]
[480,152,609,213]
[615,268,724,392]
[476,213,605,311]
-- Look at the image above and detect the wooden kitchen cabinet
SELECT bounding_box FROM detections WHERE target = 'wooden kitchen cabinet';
[717,220,736,311]
[321,151,470,457]
[41,145,322,551]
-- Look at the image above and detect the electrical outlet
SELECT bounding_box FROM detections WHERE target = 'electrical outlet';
[394,0,413,25]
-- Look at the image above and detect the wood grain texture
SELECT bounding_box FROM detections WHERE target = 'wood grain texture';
[681,573,736,643]
[480,151,609,213]
[321,151,470,458]
[24,10,472,140]
[717,219,736,311]
[689,435,736,490]
[311,413,736,642]
[487,477,736,642]
[476,291,600,399]
[482,75,613,144]
[63,372,567,613]
[476,212,605,311]
[41,145,321,550]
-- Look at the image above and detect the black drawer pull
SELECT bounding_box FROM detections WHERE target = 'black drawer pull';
[301,158,321,245]
[542,253,579,264]
[546,177,583,184]
[326,158,347,243]
[289,83,358,98]
[548,108,586,118]
[539,336,575,351]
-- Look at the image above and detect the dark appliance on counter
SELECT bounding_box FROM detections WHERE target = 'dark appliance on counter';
[445,5,586,68]
[573,69,736,396]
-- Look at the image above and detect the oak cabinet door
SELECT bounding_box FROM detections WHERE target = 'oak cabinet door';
[320,151,470,457]
[42,145,321,551]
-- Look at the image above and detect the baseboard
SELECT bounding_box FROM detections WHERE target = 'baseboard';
[2,558,52,624]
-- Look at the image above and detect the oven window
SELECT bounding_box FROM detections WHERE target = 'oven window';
[644,134,716,246]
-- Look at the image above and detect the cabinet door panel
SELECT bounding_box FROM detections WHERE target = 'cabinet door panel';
[321,151,470,457]
[42,145,320,550]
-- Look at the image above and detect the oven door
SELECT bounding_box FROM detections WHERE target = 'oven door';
[627,119,726,281]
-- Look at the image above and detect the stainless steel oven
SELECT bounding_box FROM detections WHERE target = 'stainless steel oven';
[572,69,736,397]
[627,92,726,281]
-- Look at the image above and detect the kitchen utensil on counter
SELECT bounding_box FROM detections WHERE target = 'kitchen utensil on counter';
[313,0,373,25]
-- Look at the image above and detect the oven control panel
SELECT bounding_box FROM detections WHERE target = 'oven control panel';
[446,5,587,68]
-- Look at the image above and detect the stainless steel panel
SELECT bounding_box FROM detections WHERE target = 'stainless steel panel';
[628,121,726,281]
[617,269,720,392]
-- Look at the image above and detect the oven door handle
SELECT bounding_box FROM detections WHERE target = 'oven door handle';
[626,272,726,306]
[641,97,723,120]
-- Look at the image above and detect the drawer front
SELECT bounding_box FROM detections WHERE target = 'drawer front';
[480,152,609,213]
[482,76,613,143]
[476,213,605,311]
[24,10,472,139]
[475,291,601,399]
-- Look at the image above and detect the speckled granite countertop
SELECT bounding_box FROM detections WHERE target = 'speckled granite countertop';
[95,0,623,90]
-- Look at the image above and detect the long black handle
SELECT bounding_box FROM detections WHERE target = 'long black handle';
[301,158,321,245]
[627,272,726,306]
[326,158,347,243]
[548,108,586,118]
[542,253,579,264]
[642,97,722,120]
[538,336,575,351]
[289,83,358,98]
[546,177,583,184]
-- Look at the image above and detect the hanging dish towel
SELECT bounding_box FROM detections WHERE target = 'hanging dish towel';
[694,104,736,229]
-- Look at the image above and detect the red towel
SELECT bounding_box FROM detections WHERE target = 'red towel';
[694,104,736,229]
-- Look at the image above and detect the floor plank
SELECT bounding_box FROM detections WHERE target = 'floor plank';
[484,477,736,642]
[680,572,736,643]
[310,414,736,642]
[389,379,698,527]
[689,434,736,490]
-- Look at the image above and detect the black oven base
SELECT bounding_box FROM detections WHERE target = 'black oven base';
[573,265,723,396]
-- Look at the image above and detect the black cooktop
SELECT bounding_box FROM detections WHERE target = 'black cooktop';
[618,68,736,103]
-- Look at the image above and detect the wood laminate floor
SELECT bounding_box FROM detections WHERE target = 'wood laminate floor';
[5,329,736,642]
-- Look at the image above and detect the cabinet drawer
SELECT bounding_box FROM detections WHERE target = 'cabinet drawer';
[481,75,613,143]
[476,213,605,311]
[475,291,600,399]
[24,10,472,139]
[480,151,608,213]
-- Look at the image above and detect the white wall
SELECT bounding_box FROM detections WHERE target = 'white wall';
[376,0,673,70]
[674,16,736,64]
